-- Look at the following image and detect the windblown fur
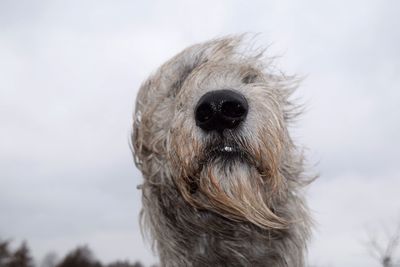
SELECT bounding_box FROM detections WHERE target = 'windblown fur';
[132,36,312,267]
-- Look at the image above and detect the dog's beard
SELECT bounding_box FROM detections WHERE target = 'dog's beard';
[177,154,288,230]
[168,122,290,229]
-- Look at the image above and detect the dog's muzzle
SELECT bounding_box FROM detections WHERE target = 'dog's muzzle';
[194,90,248,133]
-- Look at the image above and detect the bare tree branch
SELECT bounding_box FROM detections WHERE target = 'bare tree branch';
[366,220,400,267]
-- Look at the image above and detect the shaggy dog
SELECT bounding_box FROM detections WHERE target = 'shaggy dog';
[132,36,312,267]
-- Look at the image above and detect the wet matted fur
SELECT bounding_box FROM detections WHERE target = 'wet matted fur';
[131,36,313,267]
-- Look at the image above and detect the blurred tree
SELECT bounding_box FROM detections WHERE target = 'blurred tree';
[107,260,144,267]
[56,246,102,267]
[8,241,34,267]
[132,262,144,267]
[0,239,12,266]
[40,252,59,267]
[367,221,400,267]
[1,238,151,267]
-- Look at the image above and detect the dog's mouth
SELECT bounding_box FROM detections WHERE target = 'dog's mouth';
[204,143,249,163]
[212,144,239,154]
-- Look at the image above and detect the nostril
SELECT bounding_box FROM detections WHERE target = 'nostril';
[195,89,248,132]
[195,103,214,123]
[221,101,247,119]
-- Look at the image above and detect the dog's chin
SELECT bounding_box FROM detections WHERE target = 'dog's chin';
[200,150,256,186]
[191,155,288,229]
[192,144,256,187]
[171,143,288,229]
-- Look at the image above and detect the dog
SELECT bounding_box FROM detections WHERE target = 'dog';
[132,36,313,267]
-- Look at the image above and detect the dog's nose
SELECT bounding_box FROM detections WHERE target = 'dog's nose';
[195,90,248,132]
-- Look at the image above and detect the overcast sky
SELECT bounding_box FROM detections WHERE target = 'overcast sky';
[1,1,399,266]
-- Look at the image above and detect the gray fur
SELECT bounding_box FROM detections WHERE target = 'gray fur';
[131,36,313,267]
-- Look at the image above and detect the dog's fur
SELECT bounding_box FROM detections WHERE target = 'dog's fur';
[132,36,312,267]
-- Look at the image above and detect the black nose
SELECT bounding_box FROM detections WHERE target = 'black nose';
[195,90,248,132]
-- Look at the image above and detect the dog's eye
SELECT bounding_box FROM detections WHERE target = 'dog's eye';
[187,176,198,194]
[169,65,196,97]
[242,73,258,84]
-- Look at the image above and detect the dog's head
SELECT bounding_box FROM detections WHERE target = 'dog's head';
[132,36,304,230]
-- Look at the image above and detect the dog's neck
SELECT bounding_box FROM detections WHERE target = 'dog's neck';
[142,183,310,267]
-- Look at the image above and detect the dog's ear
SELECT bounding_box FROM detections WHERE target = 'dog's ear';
[131,107,145,171]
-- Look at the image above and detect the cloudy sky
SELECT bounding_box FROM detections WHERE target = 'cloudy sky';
[1,0,399,266]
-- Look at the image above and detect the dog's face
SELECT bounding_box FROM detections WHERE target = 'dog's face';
[133,37,299,229]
